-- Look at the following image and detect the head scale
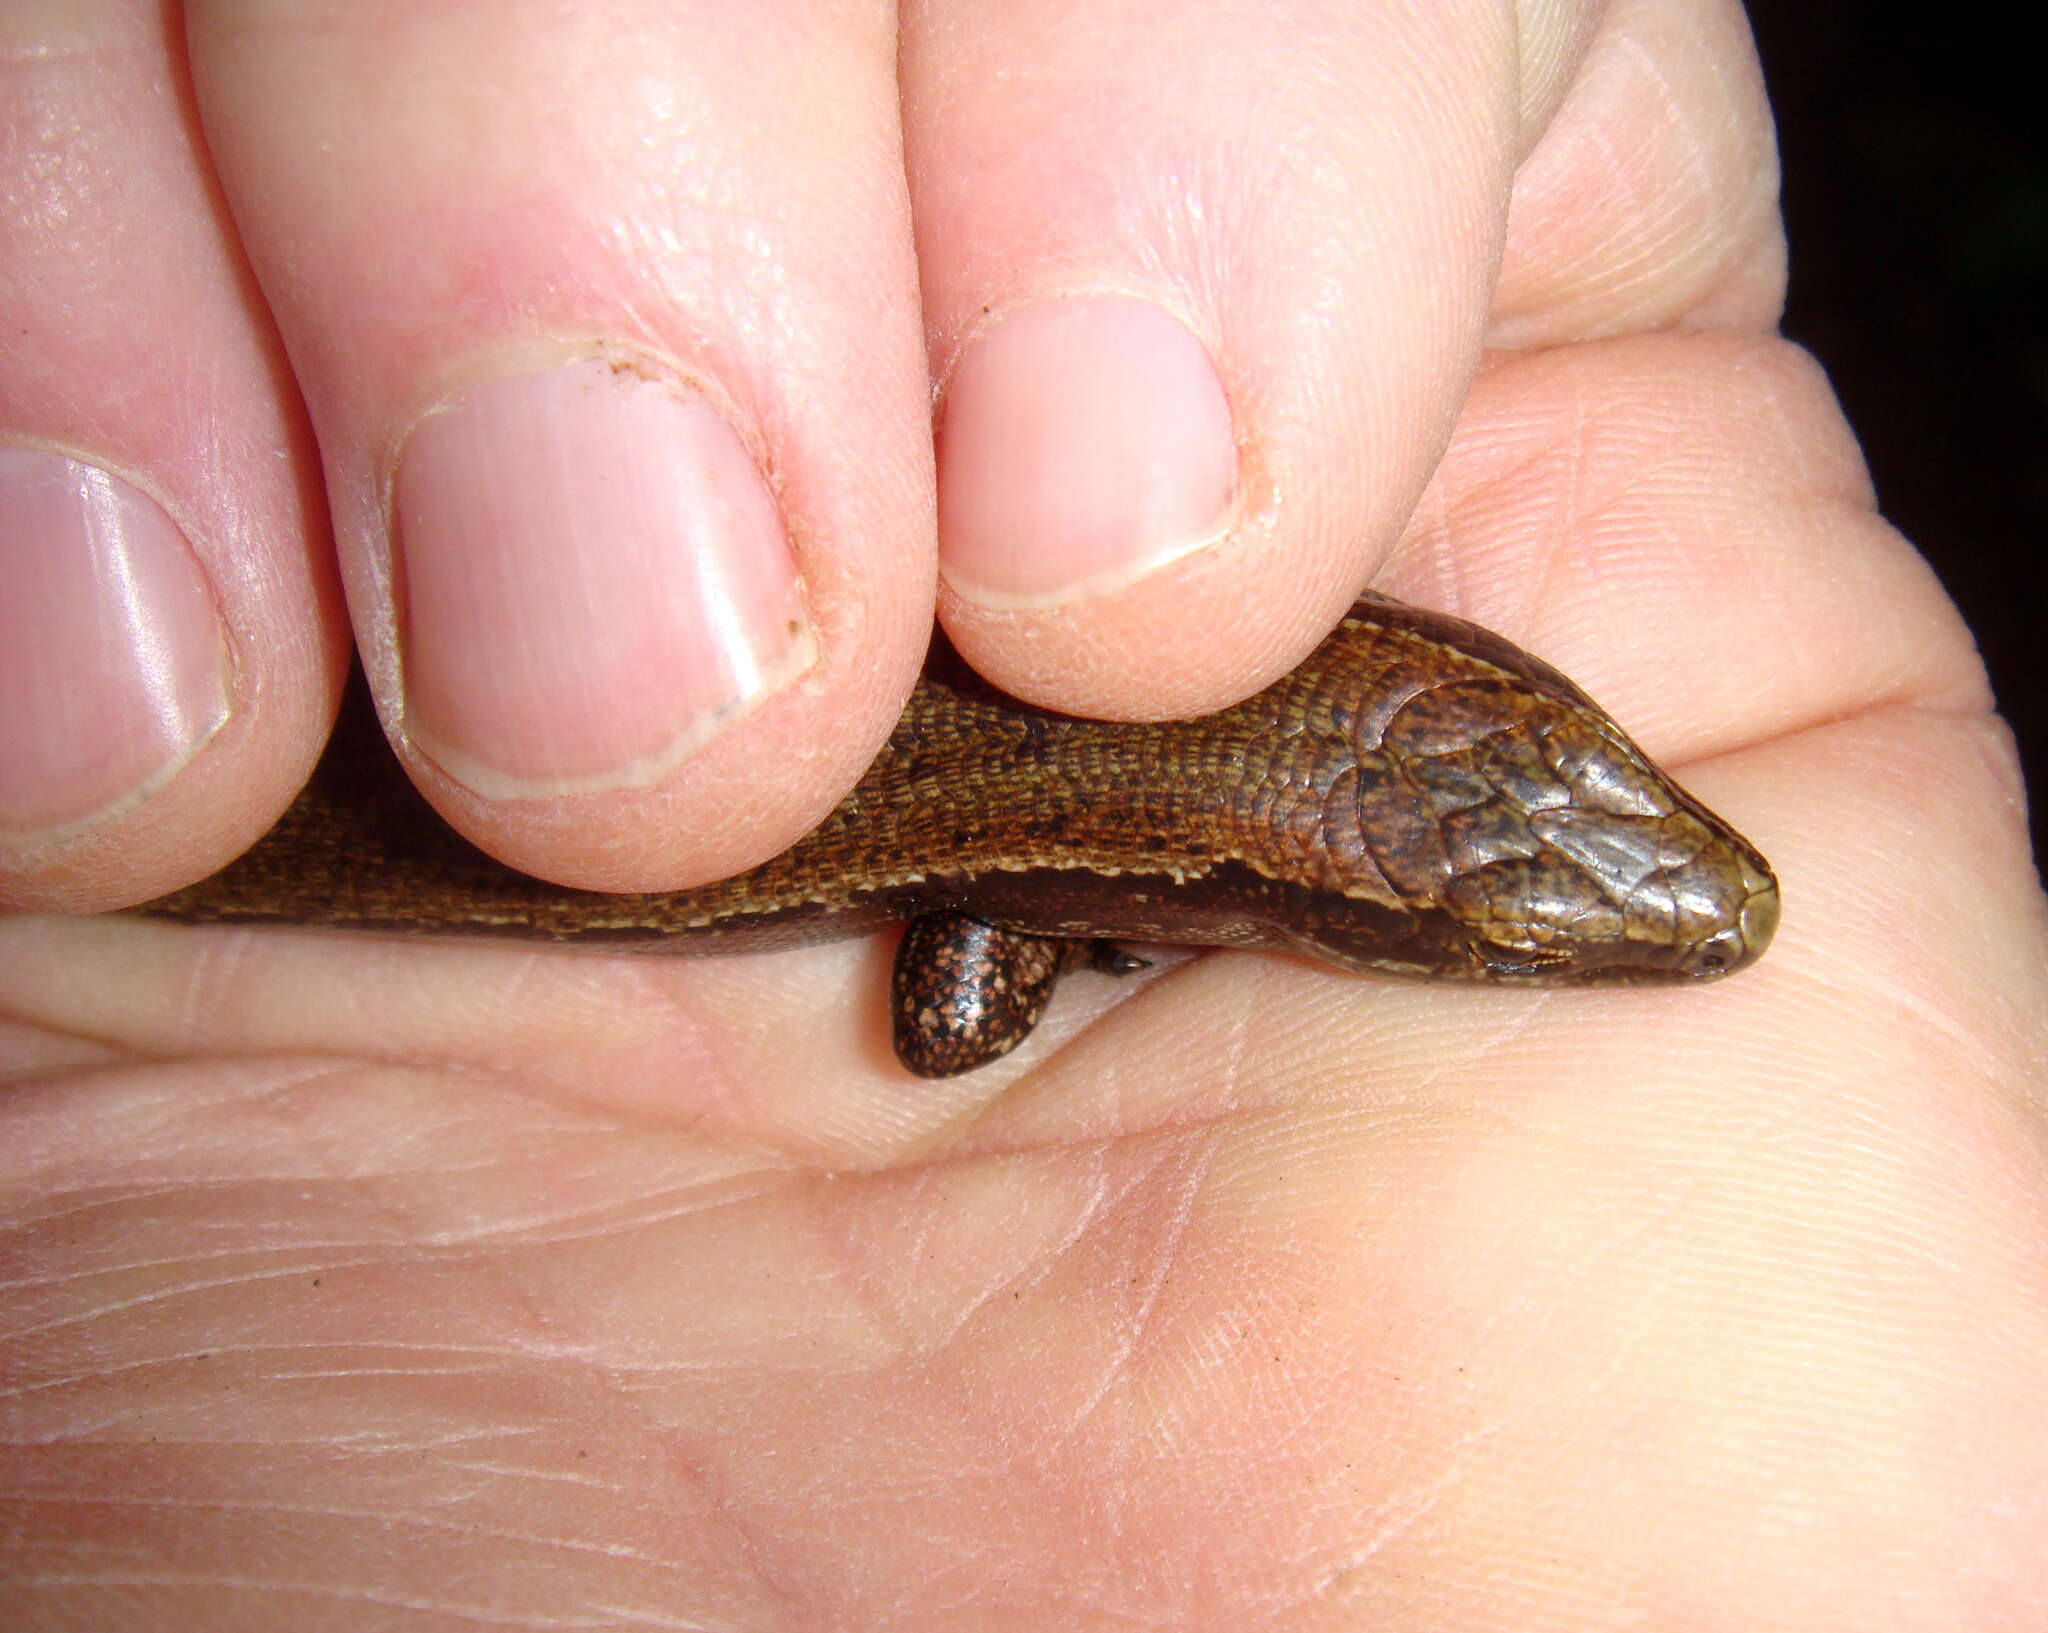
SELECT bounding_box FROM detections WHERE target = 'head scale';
[1286,602,1778,983]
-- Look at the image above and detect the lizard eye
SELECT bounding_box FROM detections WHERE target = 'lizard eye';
[1680,925,1747,978]
[1475,945,1548,977]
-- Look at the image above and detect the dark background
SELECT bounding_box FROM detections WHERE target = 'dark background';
[1747,2,2046,855]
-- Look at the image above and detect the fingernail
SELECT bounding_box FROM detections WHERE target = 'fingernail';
[0,450,229,839]
[393,359,814,799]
[937,294,1237,608]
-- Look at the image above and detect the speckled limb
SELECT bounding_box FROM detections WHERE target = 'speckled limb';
[888,915,1153,1077]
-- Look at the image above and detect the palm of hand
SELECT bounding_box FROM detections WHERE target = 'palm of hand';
[9,333,2045,1626]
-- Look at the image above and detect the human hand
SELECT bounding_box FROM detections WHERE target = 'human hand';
[4,3,2045,1627]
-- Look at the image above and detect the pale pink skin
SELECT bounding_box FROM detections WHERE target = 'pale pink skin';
[394,361,813,801]
[0,450,228,835]
[3,4,2046,1631]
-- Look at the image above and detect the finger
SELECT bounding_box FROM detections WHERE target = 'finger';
[0,0,343,913]
[1492,0,1785,343]
[186,0,934,892]
[903,0,1592,718]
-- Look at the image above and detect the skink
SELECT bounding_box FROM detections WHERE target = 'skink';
[141,593,1780,1075]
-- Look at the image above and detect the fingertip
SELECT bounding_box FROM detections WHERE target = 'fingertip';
[0,464,344,916]
[392,358,817,805]
[0,5,347,913]
[936,294,1239,613]
[905,2,1519,719]
[373,352,923,895]
[0,452,231,845]
[934,548,1349,724]
[357,348,931,895]
[931,290,1341,719]
[185,3,936,894]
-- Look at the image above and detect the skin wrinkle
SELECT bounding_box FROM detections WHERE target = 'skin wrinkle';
[1833,960,2038,1114]
[1329,1456,1473,1575]
[16,1471,694,1573]
[0,1180,201,1239]
[16,1571,703,1629]
[1052,1127,1226,1444]
[1746,360,1877,512]
[1523,352,1581,631]
[794,1173,944,1365]
[1656,0,1777,263]
[1605,27,1713,256]
[8,1128,825,1436]
[1638,16,1769,317]
[0,981,137,1073]
[0,1021,127,1079]
[475,1173,805,1247]
[1515,358,1587,630]
[8,1310,785,1619]
[993,942,1235,1116]
[1563,1274,1683,1413]
[5,1251,430,1344]
[1196,963,1257,1107]
[0,1232,402,1304]
[4,1061,370,1169]
[982,1062,1339,1165]
[825,1176,995,1356]
[451,1458,638,1495]
[1505,1116,1816,1402]
[1494,4,1781,347]
[875,1135,1187,1448]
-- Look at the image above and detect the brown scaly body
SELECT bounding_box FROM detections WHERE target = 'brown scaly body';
[140,594,1779,1073]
